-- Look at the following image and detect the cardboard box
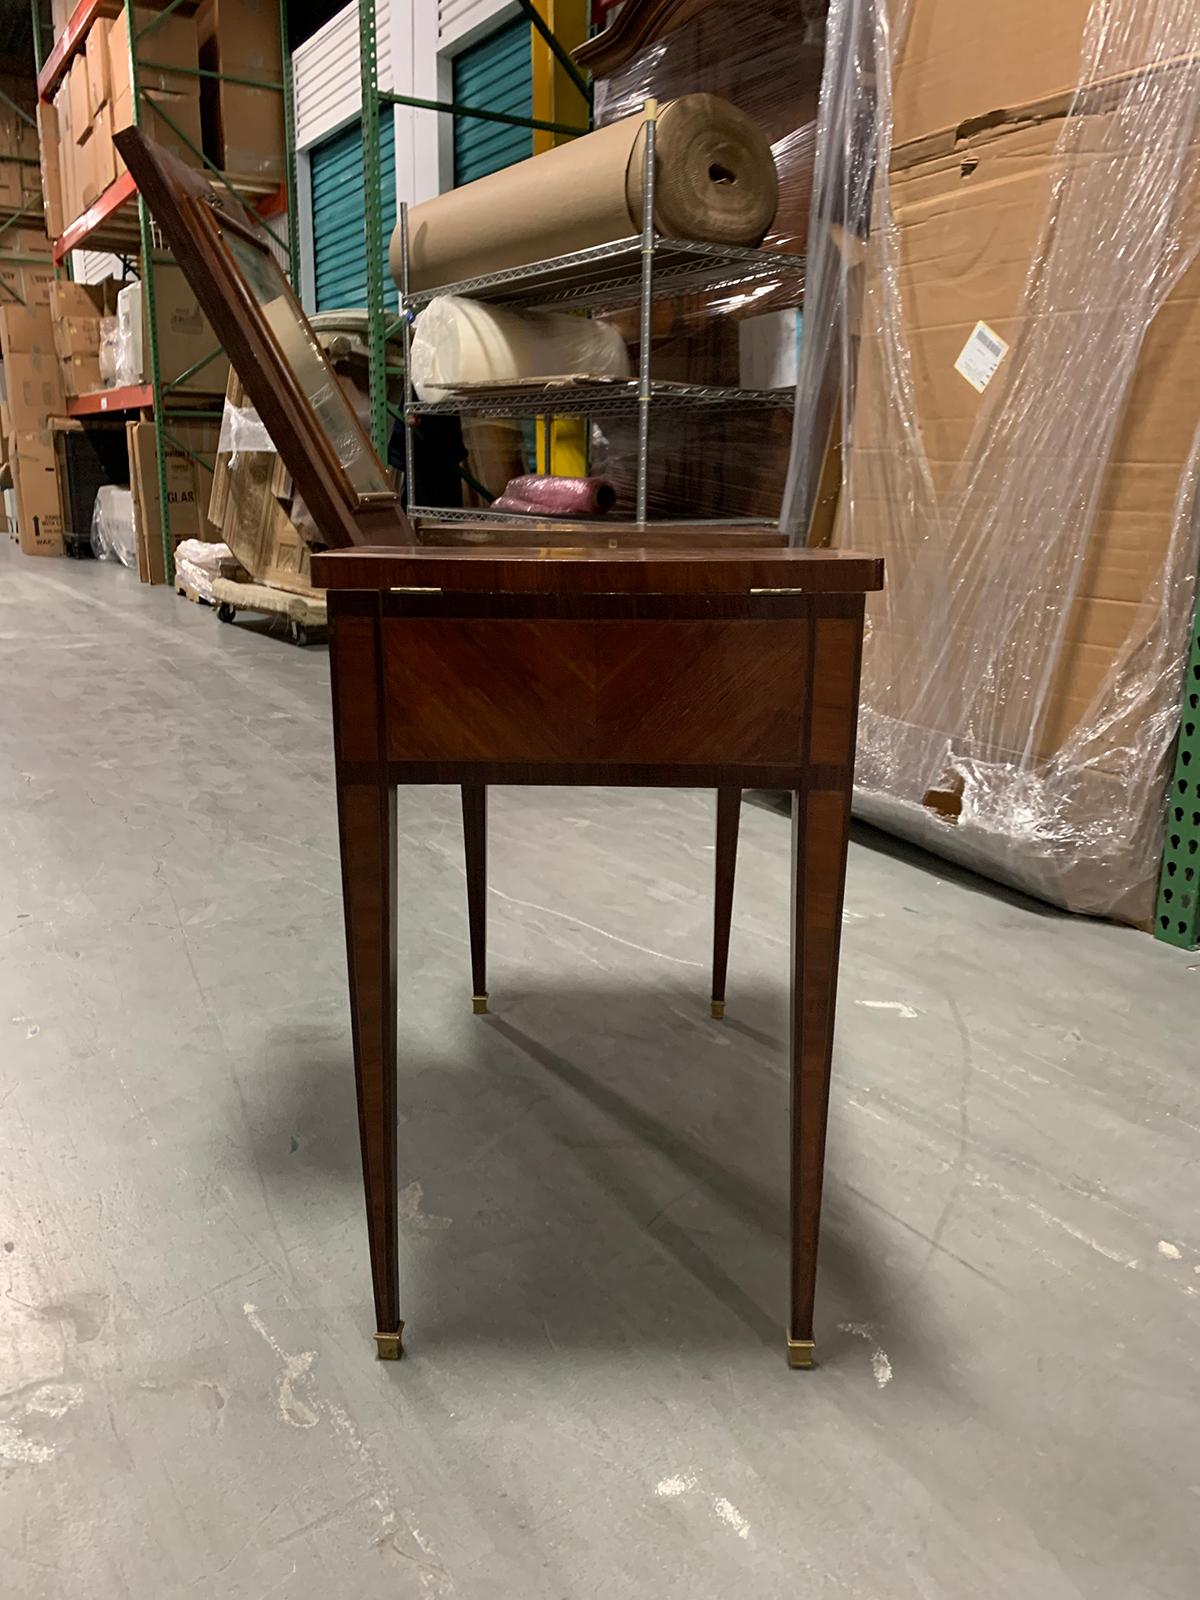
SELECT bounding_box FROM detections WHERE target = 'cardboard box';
[36,101,65,241]
[0,226,51,263]
[196,0,283,182]
[77,125,104,209]
[91,101,118,195]
[127,418,219,582]
[49,278,121,395]
[69,59,91,148]
[0,261,54,310]
[48,278,117,359]
[112,84,203,171]
[208,372,315,594]
[108,8,199,101]
[828,4,1200,921]
[0,304,66,430]
[86,18,113,117]
[10,427,64,556]
[152,265,229,393]
[53,83,79,225]
[112,266,228,393]
[891,0,1185,157]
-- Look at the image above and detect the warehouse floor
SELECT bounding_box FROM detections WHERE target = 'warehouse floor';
[2,542,1198,1599]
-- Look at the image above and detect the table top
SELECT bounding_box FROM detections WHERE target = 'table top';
[311,546,885,595]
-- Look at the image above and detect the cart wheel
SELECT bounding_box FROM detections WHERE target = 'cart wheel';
[289,620,309,647]
[217,602,237,624]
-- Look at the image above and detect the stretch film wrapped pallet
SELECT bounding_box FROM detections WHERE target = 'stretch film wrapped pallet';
[579,0,824,520]
[785,0,1200,923]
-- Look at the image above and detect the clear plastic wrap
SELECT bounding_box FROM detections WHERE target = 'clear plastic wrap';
[783,0,1200,922]
[582,0,824,518]
[90,486,137,567]
[174,538,235,602]
[116,282,142,388]
[492,475,617,516]
[98,316,121,388]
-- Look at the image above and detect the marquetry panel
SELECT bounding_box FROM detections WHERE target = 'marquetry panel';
[382,618,812,765]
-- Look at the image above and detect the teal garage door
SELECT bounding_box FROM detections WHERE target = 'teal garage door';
[452,17,533,185]
[310,114,398,312]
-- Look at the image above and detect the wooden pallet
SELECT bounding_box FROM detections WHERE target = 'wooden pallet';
[210,576,327,646]
[175,580,212,606]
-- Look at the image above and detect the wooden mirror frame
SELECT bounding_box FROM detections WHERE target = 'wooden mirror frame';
[113,127,413,550]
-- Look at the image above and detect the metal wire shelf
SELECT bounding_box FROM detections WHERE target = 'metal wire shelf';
[407,378,794,419]
[402,236,806,313]
[410,505,772,525]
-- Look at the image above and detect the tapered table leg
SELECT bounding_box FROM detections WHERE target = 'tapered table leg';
[461,784,488,1013]
[788,783,853,1369]
[710,786,740,1019]
[330,599,403,1359]
[337,776,402,1360]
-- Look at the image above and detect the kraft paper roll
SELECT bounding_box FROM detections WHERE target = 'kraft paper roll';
[393,94,779,293]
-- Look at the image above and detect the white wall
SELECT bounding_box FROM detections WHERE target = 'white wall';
[291,0,517,305]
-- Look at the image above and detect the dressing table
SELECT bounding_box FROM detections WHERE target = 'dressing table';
[118,129,883,1368]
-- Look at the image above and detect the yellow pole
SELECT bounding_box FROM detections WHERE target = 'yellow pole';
[530,0,589,477]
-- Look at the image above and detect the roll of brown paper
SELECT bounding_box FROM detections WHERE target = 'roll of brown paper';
[392,95,779,293]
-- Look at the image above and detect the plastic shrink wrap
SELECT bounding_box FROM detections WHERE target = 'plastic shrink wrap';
[410,296,629,402]
[580,0,823,519]
[207,314,404,595]
[783,0,1200,923]
[90,486,137,567]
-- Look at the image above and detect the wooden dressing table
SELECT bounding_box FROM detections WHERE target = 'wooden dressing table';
[118,129,883,1369]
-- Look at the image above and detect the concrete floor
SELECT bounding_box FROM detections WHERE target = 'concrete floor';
[1,542,1198,1599]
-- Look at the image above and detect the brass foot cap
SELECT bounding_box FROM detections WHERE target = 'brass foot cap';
[787,1338,815,1370]
[374,1325,405,1361]
[472,994,489,1015]
[710,999,726,1020]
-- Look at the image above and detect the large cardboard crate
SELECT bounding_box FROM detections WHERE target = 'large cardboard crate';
[825,3,1200,921]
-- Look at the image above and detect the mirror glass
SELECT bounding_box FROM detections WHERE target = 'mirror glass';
[222,229,392,499]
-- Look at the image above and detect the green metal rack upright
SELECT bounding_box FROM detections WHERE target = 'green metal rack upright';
[30,0,297,584]
[1155,590,1200,949]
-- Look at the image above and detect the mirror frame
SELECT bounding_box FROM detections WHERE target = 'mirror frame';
[114,127,413,550]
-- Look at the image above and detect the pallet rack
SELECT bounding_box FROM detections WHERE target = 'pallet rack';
[29,0,296,584]
[1155,591,1200,949]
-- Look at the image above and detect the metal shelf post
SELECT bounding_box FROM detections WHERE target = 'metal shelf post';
[1155,587,1200,949]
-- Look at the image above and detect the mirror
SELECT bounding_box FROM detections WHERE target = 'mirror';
[221,229,393,500]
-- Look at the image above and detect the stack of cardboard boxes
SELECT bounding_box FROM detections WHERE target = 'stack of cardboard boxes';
[0,302,67,556]
[4,0,285,570]
[0,70,43,220]
[45,6,205,229]
[41,0,284,242]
